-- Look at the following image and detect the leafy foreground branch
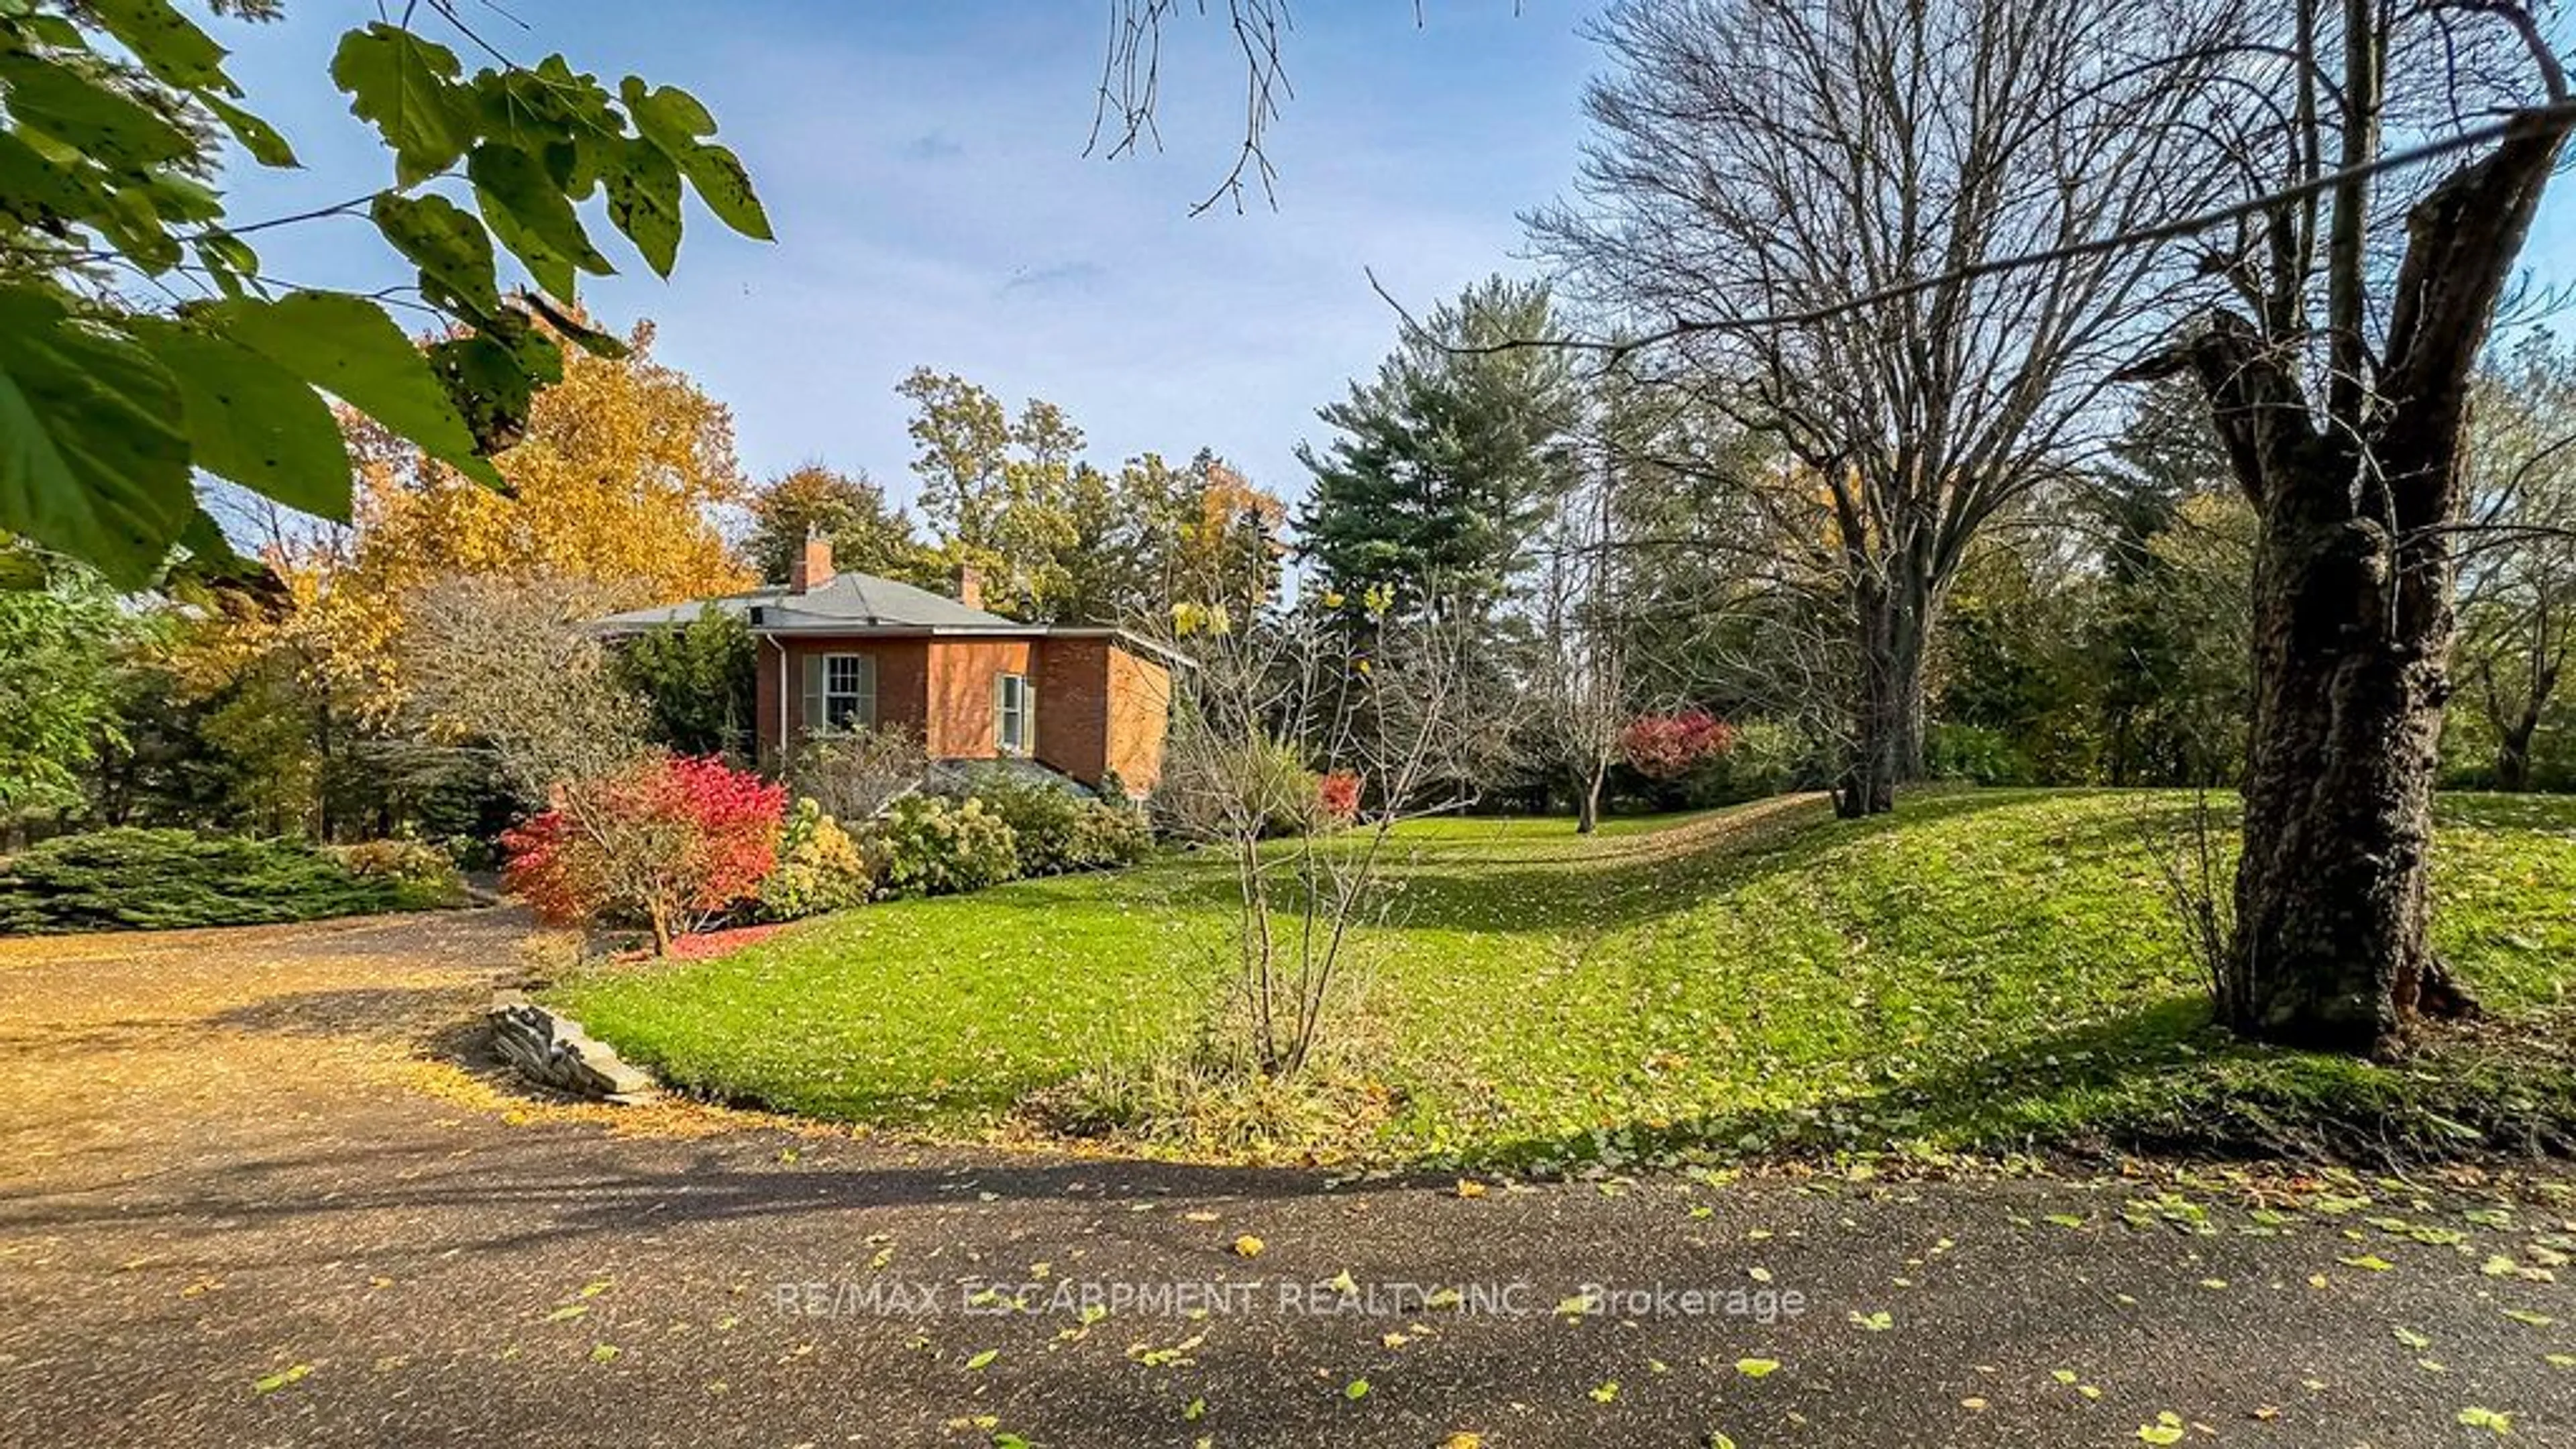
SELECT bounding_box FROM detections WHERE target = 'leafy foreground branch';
[0,1,769,584]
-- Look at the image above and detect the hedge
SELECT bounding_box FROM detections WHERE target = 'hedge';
[0,828,464,934]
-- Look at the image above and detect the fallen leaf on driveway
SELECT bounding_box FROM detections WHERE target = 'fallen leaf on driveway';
[252,1363,312,1394]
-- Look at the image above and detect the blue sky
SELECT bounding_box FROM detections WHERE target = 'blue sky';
[210,2,2576,523]
[213,1,1603,517]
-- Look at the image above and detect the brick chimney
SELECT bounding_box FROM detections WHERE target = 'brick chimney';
[790,533,834,594]
[956,563,983,610]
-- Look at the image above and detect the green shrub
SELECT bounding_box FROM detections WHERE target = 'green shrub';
[865,795,1019,897]
[759,798,879,919]
[606,607,757,756]
[1678,718,1812,806]
[328,839,470,910]
[1063,798,1155,869]
[1926,722,2032,786]
[0,828,431,934]
[961,769,1156,875]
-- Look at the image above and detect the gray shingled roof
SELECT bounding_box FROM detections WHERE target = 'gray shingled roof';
[590,571,1034,634]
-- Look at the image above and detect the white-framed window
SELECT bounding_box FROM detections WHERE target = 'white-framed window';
[802,652,875,733]
[994,672,1032,755]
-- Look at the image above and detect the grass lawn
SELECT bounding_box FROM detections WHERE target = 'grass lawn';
[549,789,2576,1168]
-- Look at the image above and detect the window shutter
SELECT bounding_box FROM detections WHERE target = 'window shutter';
[801,653,824,733]
[1022,678,1036,755]
[857,655,877,726]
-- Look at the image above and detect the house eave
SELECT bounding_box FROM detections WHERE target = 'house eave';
[743,619,1189,666]
[747,619,1052,638]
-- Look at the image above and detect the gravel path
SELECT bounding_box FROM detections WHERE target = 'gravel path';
[1,911,2569,1448]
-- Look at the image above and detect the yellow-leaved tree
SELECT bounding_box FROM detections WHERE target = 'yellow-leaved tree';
[309,319,753,720]
[150,319,753,837]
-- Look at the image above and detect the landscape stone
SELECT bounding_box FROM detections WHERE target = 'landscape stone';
[487,990,657,1102]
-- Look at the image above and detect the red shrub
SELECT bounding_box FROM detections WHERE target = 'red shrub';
[502,754,786,953]
[1316,769,1364,824]
[1619,710,1736,781]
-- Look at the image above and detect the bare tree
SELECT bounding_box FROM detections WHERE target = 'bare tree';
[1156,595,1495,1078]
[786,724,930,822]
[1532,0,2245,816]
[1091,0,1295,214]
[1536,404,1638,832]
[398,572,648,800]
[2118,2,2571,1053]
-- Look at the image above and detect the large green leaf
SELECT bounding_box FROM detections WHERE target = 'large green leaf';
[135,170,221,224]
[0,53,195,168]
[603,137,683,276]
[189,230,260,299]
[676,142,771,241]
[208,291,501,489]
[468,142,612,298]
[371,191,500,319]
[429,311,562,457]
[172,505,260,583]
[0,131,95,227]
[619,77,772,241]
[95,184,180,272]
[15,13,87,49]
[0,288,195,586]
[125,318,353,522]
[87,0,231,92]
[203,94,297,168]
[621,79,717,154]
[473,56,616,154]
[329,23,472,186]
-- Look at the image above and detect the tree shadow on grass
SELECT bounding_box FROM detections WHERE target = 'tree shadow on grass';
[1468,991,2576,1171]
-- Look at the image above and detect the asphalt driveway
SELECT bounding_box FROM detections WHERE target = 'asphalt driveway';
[1,910,2569,1447]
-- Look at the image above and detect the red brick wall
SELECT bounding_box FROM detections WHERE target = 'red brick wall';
[1034,637,1110,783]
[1104,645,1172,794]
[925,637,1034,758]
[752,633,1167,792]
[754,637,930,761]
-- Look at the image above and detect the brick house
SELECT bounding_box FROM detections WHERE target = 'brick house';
[594,539,1176,796]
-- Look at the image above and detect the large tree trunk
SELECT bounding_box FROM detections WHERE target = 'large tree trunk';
[2226,429,2459,1053]
[1837,574,1930,818]
[2153,111,2568,1055]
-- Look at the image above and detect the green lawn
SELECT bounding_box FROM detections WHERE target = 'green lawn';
[550,789,2576,1167]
